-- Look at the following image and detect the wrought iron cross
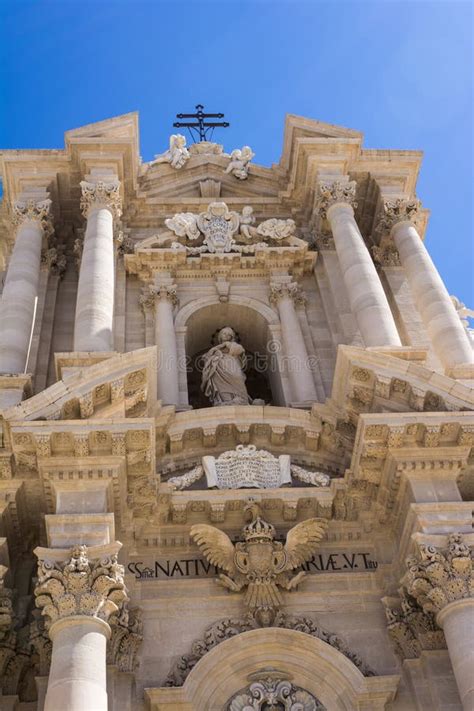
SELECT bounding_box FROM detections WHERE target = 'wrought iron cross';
[173,104,229,143]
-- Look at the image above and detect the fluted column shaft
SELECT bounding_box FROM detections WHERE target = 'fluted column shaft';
[74,180,122,352]
[326,202,401,348]
[0,199,52,374]
[270,283,317,403]
[390,214,473,367]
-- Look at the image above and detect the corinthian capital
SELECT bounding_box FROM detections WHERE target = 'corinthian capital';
[403,533,474,616]
[80,180,122,220]
[315,180,357,218]
[12,198,53,237]
[139,284,178,312]
[269,281,306,306]
[382,592,445,659]
[380,197,421,232]
[34,544,127,629]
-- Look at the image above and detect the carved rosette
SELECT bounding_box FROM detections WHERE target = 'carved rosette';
[80,180,122,220]
[315,180,357,219]
[139,284,178,312]
[378,197,421,235]
[383,593,445,660]
[403,533,474,617]
[34,545,128,629]
[12,198,54,238]
[269,282,306,307]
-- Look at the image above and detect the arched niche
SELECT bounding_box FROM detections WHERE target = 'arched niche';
[174,296,290,408]
[145,628,400,710]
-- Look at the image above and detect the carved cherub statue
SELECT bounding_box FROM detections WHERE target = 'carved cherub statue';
[239,206,258,240]
[153,134,190,169]
[191,501,327,625]
[225,146,255,180]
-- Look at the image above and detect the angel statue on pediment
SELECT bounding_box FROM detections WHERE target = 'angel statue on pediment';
[225,146,255,180]
[153,134,190,169]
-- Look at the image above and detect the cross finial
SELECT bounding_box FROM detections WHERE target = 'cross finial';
[173,104,229,143]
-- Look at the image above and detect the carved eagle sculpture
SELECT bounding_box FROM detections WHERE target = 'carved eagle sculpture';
[190,502,327,625]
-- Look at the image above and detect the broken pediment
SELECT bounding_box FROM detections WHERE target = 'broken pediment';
[1,347,158,424]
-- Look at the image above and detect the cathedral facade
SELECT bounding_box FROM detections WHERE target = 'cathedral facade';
[0,112,473,711]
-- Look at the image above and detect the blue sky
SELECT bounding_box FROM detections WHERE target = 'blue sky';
[1,0,472,304]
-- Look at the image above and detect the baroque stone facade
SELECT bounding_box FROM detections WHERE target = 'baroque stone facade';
[0,113,472,711]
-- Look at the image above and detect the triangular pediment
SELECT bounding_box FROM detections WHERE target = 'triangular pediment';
[65,112,139,144]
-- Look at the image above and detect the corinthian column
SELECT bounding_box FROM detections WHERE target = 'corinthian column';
[74,179,122,352]
[34,543,127,711]
[140,284,180,406]
[383,199,473,369]
[404,533,474,710]
[269,281,317,404]
[316,181,401,348]
[0,198,53,374]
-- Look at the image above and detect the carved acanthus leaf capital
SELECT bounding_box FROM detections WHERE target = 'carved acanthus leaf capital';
[404,533,474,616]
[379,197,421,233]
[383,592,445,659]
[269,281,306,307]
[12,198,54,237]
[80,180,122,220]
[107,604,143,672]
[139,284,178,312]
[315,180,357,218]
[34,545,128,629]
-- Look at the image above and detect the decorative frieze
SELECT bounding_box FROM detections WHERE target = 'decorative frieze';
[80,180,122,220]
[34,544,127,628]
[315,180,357,219]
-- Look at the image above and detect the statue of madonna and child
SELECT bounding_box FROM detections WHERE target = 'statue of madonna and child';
[201,326,264,406]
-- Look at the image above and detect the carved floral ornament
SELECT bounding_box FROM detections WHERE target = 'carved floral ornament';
[383,591,446,660]
[228,672,325,711]
[139,284,179,311]
[163,201,297,255]
[80,179,123,220]
[34,545,128,628]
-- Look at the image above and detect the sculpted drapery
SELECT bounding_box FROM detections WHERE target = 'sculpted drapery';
[201,326,251,406]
